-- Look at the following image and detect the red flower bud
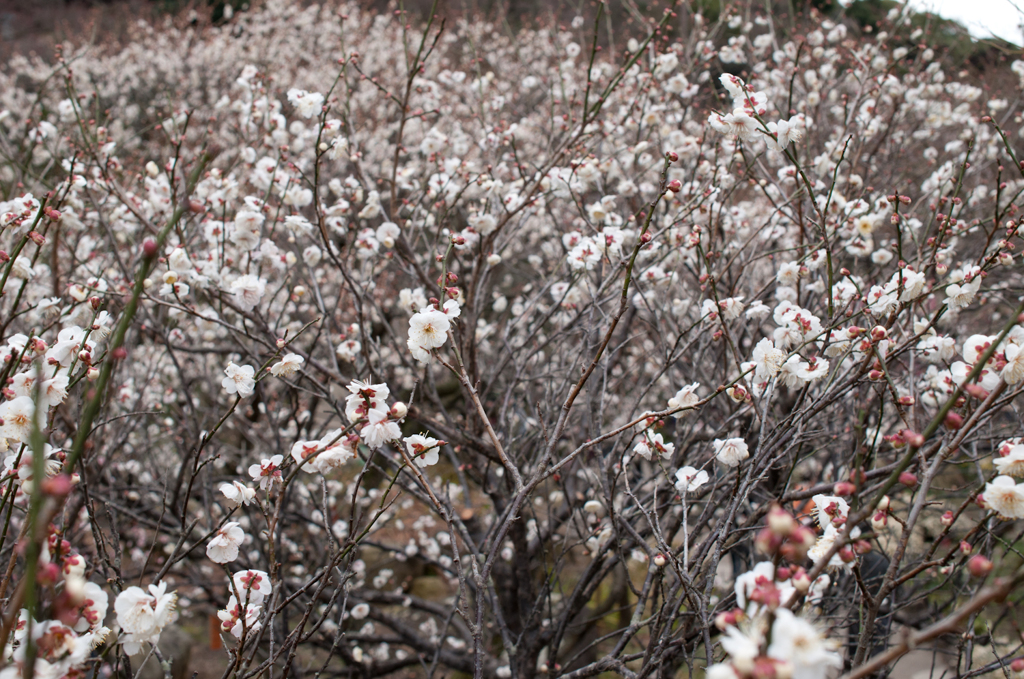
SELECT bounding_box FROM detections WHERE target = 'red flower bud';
[899,471,918,487]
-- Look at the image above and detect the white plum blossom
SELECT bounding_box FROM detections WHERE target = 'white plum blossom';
[408,306,451,362]
[218,595,263,639]
[713,438,749,467]
[811,494,850,529]
[752,338,785,382]
[207,522,245,563]
[287,89,325,118]
[233,569,273,603]
[230,275,266,312]
[984,476,1024,519]
[270,353,304,377]
[994,439,1024,477]
[114,582,176,655]
[768,609,842,679]
[360,408,401,449]
[945,266,982,310]
[249,455,283,490]
[668,383,700,413]
[223,362,256,397]
[674,466,709,493]
[634,431,674,461]
[220,481,257,507]
[405,434,442,468]
[0,396,35,443]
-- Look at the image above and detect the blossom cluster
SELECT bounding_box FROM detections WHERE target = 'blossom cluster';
[1,0,1024,676]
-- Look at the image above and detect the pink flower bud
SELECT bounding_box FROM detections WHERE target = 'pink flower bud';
[870,325,888,341]
[715,610,739,630]
[944,412,964,430]
[727,385,749,403]
[899,471,918,488]
[755,527,781,555]
[960,541,973,555]
[666,179,682,193]
[767,505,796,536]
[964,383,989,400]
[142,238,158,258]
[791,568,810,592]
[903,429,925,448]
[36,562,60,585]
[834,481,856,496]
[967,554,992,578]
[941,510,955,527]
[41,474,74,496]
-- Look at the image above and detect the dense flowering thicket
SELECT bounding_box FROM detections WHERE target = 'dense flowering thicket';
[2,1,1024,677]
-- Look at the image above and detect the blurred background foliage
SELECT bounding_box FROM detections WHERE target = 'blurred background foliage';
[3,0,1019,75]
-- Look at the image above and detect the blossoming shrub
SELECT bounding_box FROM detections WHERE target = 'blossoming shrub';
[2,1,1024,677]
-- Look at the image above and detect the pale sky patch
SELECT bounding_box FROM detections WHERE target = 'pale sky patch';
[902,0,1024,45]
